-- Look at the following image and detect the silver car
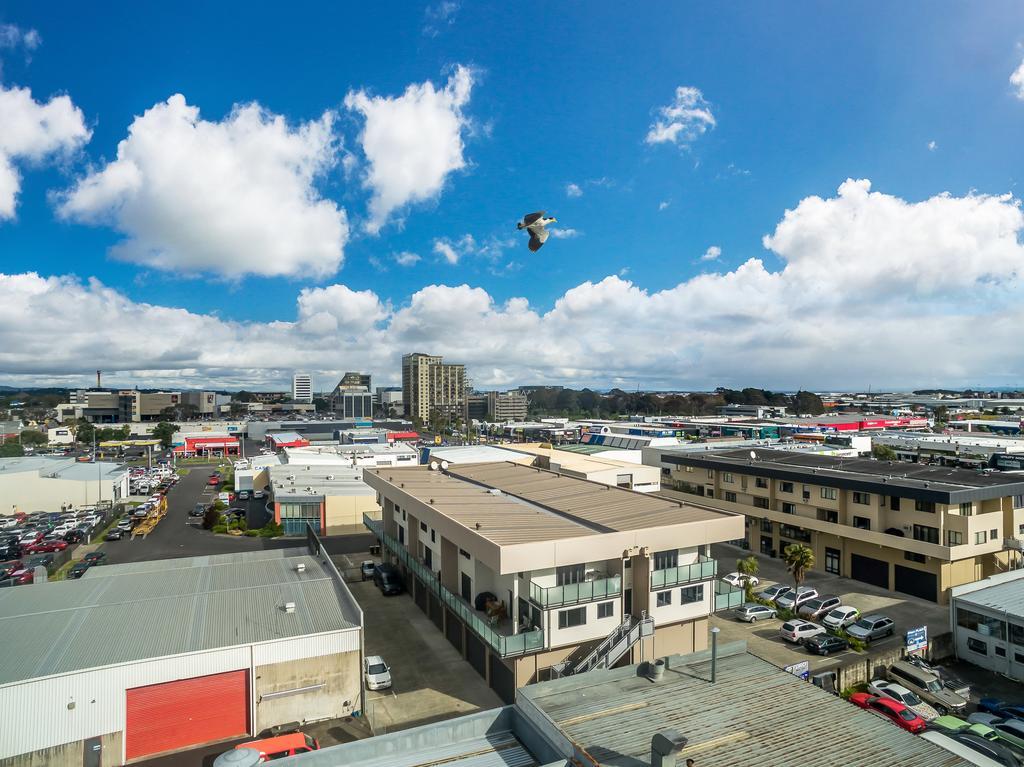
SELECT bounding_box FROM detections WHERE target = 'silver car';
[734,603,777,623]
[797,595,842,620]
[776,587,819,611]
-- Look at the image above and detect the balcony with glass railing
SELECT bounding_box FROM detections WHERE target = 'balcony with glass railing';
[529,574,622,609]
[714,580,745,611]
[364,514,545,658]
[649,555,717,589]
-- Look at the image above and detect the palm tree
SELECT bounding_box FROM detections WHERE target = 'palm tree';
[736,555,760,600]
[782,544,815,610]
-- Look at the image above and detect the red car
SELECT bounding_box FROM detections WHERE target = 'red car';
[23,540,68,554]
[0,560,24,577]
[849,692,926,733]
[5,568,33,585]
[207,476,221,486]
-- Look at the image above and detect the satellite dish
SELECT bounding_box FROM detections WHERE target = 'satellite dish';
[749,450,757,460]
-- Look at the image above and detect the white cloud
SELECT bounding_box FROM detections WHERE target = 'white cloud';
[700,245,721,261]
[7,179,1024,390]
[432,232,513,265]
[928,140,938,151]
[345,66,474,233]
[565,182,583,198]
[394,251,421,267]
[658,200,670,211]
[0,84,90,219]
[550,227,580,239]
[423,1,460,36]
[0,24,40,52]
[1011,59,1024,100]
[645,86,715,147]
[57,94,346,278]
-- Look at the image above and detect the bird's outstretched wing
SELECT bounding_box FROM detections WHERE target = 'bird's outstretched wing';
[522,211,545,226]
[528,227,549,252]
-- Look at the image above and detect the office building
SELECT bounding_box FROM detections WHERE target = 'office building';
[471,390,530,422]
[292,373,313,403]
[363,461,743,701]
[328,373,374,419]
[646,446,1024,603]
[401,352,466,424]
[0,542,362,765]
[375,386,403,416]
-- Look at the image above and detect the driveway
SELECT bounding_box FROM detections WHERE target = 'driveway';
[711,542,950,674]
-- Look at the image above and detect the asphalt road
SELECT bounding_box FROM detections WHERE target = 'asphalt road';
[100,464,375,564]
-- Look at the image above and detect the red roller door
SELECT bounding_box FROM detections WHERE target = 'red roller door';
[125,670,249,761]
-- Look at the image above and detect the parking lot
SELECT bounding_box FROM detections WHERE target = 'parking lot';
[341,556,502,734]
[710,543,951,675]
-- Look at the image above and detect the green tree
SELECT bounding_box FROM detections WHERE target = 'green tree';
[933,405,949,425]
[736,555,760,600]
[73,418,95,445]
[782,544,815,603]
[151,421,180,449]
[872,444,898,461]
[0,441,24,457]
[19,429,47,446]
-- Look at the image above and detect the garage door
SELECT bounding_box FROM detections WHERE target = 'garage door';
[894,564,938,602]
[850,554,889,589]
[126,670,249,761]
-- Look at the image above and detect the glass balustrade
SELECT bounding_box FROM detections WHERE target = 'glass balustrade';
[650,556,717,589]
[529,575,622,608]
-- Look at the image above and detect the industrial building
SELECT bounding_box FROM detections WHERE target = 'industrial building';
[292,372,313,403]
[269,463,380,534]
[950,569,1024,682]
[401,352,466,423]
[288,641,970,767]
[363,461,743,702]
[0,456,130,513]
[646,446,1024,603]
[283,443,418,468]
[0,541,363,766]
[873,431,1024,469]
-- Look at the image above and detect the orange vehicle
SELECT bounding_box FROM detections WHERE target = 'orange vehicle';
[233,732,319,761]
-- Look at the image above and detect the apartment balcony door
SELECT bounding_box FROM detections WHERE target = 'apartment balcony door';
[624,588,632,616]
[461,572,472,602]
[760,536,773,556]
[825,547,840,575]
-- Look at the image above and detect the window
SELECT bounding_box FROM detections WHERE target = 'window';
[459,548,471,560]
[782,502,796,515]
[904,552,926,563]
[780,482,794,493]
[1019,523,1024,536]
[722,472,734,483]
[852,492,871,505]
[755,477,768,489]
[915,500,936,513]
[760,519,773,533]
[656,590,673,607]
[724,491,737,503]
[680,585,703,604]
[400,507,406,520]
[1014,494,1024,509]
[976,532,987,545]
[947,530,963,546]
[423,546,432,569]
[820,487,837,501]
[556,564,585,586]
[852,516,871,530]
[707,469,714,479]
[959,502,974,516]
[913,525,939,544]
[616,474,632,488]
[597,601,614,619]
[996,646,1007,657]
[431,529,436,543]
[816,508,838,523]
[958,608,1006,640]
[991,529,1000,540]
[825,547,840,574]
[967,637,988,655]
[780,524,812,543]
[1011,623,1024,645]
[1016,651,1024,665]
[653,550,678,571]
[753,497,770,509]
[398,526,405,545]
[890,496,901,511]
[420,521,427,532]
[558,607,587,629]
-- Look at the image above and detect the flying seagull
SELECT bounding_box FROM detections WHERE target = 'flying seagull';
[517,211,557,252]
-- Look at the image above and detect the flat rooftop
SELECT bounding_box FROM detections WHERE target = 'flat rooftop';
[954,572,1024,618]
[0,456,127,481]
[269,464,376,499]
[366,461,731,547]
[520,643,971,766]
[0,547,360,686]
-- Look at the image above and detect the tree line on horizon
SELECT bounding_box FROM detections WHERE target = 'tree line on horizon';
[525,387,826,418]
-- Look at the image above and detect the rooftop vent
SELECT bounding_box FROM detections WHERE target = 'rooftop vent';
[283,602,296,613]
[651,730,688,767]
[326,475,334,480]
[295,563,306,573]
[475,522,482,530]
[286,474,295,481]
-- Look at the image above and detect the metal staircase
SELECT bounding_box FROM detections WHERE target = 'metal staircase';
[550,613,654,679]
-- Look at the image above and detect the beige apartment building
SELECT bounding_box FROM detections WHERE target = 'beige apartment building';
[362,461,743,702]
[401,352,466,423]
[645,446,1024,604]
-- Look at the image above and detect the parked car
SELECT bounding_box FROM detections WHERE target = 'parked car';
[3,567,33,585]
[944,730,1024,767]
[776,587,819,611]
[67,562,91,579]
[804,634,849,656]
[373,564,403,596]
[847,614,895,643]
[0,560,24,578]
[797,595,842,620]
[757,584,792,602]
[207,475,221,486]
[190,503,207,517]
[734,603,777,623]
[104,529,125,541]
[822,605,861,631]
[721,572,759,588]
[238,490,251,501]
[360,561,376,581]
[779,619,825,644]
[23,539,68,554]
[24,554,54,570]
[117,518,134,531]
[867,680,939,721]
[848,692,927,733]
[887,660,967,715]
[253,489,266,499]
[364,655,393,691]
[83,552,107,566]
[231,732,319,761]
[905,655,971,698]
[969,714,1024,754]
[980,700,1024,722]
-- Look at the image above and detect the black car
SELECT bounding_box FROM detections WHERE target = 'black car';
[804,634,850,656]
[373,564,403,595]
[83,552,107,566]
[24,554,55,570]
[66,562,91,579]
[104,529,124,541]
[63,529,85,544]
[190,503,207,517]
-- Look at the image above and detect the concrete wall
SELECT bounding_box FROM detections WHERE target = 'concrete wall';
[0,471,128,514]
[324,494,381,532]
[254,651,361,730]
[0,731,121,767]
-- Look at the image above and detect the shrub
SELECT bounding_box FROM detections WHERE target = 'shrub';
[776,607,795,622]
[212,500,226,511]
[840,681,869,699]
[202,508,222,530]
[211,524,228,534]
[244,529,260,537]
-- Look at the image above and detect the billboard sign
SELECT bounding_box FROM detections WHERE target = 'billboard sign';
[905,626,928,654]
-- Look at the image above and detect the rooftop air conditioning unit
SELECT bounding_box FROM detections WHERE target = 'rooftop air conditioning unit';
[286,475,295,481]
[295,563,306,573]
[326,475,334,480]
[283,602,296,613]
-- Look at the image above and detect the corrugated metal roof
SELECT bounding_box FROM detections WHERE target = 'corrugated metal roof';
[350,733,538,767]
[0,548,359,685]
[519,644,971,766]
[956,577,1024,618]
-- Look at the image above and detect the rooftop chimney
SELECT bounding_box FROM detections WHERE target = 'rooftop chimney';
[651,730,688,767]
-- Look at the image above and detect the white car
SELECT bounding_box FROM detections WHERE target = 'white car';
[822,605,860,630]
[364,655,392,691]
[721,572,760,588]
[779,619,826,644]
[867,679,940,721]
[0,518,18,529]
[253,489,266,499]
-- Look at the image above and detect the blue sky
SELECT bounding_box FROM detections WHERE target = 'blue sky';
[1,2,1024,391]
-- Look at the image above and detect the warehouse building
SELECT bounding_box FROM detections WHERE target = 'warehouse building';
[269,463,380,534]
[950,569,1024,682]
[0,456,129,513]
[0,540,362,766]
